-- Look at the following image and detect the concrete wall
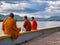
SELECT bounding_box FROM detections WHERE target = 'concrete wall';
[0,26,60,45]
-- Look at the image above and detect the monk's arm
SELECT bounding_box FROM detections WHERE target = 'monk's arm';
[12,20,21,31]
[23,21,27,28]
[12,21,18,31]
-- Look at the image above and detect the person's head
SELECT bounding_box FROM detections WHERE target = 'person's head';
[9,13,14,18]
[24,16,27,20]
[32,17,34,20]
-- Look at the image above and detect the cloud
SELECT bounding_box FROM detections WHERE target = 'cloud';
[0,1,48,13]
[0,0,60,18]
[0,1,29,12]
[45,1,60,15]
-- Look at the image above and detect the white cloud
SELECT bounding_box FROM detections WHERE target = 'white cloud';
[14,13,41,17]
[31,0,42,2]
[0,0,60,18]
[0,1,31,12]
[46,1,60,13]
[13,11,51,18]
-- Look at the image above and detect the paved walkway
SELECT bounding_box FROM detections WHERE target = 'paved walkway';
[18,32,60,45]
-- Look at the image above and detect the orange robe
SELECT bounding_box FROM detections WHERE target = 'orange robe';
[23,20,31,31]
[31,20,37,30]
[2,17,20,39]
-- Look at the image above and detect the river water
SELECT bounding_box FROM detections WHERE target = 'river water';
[0,21,60,35]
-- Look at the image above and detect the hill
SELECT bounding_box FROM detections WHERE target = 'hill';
[47,16,60,21]
[0,14,60,21]
[0,14,23,21]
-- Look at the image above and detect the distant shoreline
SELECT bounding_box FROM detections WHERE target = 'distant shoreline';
[1,20,60,21]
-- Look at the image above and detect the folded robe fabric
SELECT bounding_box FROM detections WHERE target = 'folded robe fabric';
[2,17,20,39]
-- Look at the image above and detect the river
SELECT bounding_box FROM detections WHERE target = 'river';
[0,21,60,35]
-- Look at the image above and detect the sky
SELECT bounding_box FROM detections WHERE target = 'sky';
[0,0,60,18]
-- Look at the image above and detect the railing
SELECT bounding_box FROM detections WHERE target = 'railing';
[0,26,60,45]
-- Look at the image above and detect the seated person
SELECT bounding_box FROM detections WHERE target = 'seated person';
[23,16,31,31]
[2,13,21,39]
[31,17,37,30]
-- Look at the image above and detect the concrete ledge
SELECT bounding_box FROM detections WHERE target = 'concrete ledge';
[0,26,60,45]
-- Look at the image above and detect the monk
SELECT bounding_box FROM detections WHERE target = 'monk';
[2,13,21,39]
[23,16,31,31]
[31,17,37,30]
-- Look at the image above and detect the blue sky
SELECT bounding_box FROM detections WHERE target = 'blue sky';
[0,0,60,18]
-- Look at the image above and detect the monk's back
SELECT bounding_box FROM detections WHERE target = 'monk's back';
[26,20,31,31]
[4,18,16,34]
[24,20,31,31]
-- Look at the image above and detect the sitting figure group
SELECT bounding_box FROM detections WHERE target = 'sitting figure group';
[2,13,37,39]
